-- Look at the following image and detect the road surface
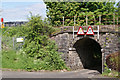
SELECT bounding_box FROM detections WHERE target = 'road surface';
[2,69,106,78]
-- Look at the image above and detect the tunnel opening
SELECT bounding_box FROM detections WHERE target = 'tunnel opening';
[73,37,102,73]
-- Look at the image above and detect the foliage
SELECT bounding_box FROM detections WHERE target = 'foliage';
[102,63,120,78]
[106,51,120,72]
[117,2,120,25]
[117,2,120,14]
[104,63,111,73]
[2,48,68,71]
[3,17,55,37]
[2,36,13,50]
[2,15,68,71]
[102,51,120,78]
[2,26,28,37]
[44,2,117,26]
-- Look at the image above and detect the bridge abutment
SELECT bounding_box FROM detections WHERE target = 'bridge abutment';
[51,25,119,72]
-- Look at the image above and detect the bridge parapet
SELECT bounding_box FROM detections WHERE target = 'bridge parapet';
[52,25,119,36]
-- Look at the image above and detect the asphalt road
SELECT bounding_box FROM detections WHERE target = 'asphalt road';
[1,69,119,80]
[2,69,105,78]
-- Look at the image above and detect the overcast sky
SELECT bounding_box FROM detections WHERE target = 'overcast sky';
[1,0,120,22]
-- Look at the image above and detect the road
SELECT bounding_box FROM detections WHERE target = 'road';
[2,69,106,78]
[1,69,119,80]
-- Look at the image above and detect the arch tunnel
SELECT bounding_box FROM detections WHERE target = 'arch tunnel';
[73,37,102,73]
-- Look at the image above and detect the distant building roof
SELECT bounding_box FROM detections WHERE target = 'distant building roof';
[4,21,28,27]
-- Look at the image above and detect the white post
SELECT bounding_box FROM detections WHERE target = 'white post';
[0,37,1,80]
[63,16,64,27]
[73,26,74,39]
[13,37,15,50]
[86,15,88,25]
[0,37,1,53]
[99,15,101,24]
[97,25,99,40]
[73,16,75,38]
[102,51,104,73]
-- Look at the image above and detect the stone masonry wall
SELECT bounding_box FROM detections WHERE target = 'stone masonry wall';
[51,33,83,70]
[99,33,119,66]
[51,27,119,70]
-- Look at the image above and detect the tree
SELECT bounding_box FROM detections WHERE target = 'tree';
[44,2,116,26]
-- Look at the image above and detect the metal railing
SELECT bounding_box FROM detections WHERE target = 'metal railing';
[54,14,120,27]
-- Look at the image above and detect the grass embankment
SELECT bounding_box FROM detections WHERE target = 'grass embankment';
[2,15,69,71]
[2,49,26,70]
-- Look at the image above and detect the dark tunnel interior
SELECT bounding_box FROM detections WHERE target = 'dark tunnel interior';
[73,37,102,73]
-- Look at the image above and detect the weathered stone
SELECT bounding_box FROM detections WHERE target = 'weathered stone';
[50,26,119,71]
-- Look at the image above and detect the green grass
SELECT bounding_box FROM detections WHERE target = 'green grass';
[2,49,69,71]
[102,70,120,78]
[2,49,25,69]
[2,49,35,70]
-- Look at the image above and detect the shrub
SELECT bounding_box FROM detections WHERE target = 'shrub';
[2,14,68,71]
[106,51,120,72]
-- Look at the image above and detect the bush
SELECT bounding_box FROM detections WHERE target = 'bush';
[106,51,120,72]
[2,14,68,71]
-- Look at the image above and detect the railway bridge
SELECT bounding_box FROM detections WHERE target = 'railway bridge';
[51,25,120,73]
[3,14,120,73]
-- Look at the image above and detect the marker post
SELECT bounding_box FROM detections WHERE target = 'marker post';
[0,18,3,79]
[1,18,4,28]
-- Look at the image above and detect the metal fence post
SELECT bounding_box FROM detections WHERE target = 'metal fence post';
[63,16,64,27]
[117,17,118,25]
[113,13,115,25]
[73,16,75,39]
[13,37,15,50]
[86,15,88,25]
[0,37,1,80]
[99,15,101,24]
[93,15,95,25]
[97,25,99,40]
[0,37,1,52]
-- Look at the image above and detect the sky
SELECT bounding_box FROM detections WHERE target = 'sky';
[1,0,120,22]
[1,1,46,22]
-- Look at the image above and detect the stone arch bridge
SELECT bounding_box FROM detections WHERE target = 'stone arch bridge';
[51,25,120,73]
